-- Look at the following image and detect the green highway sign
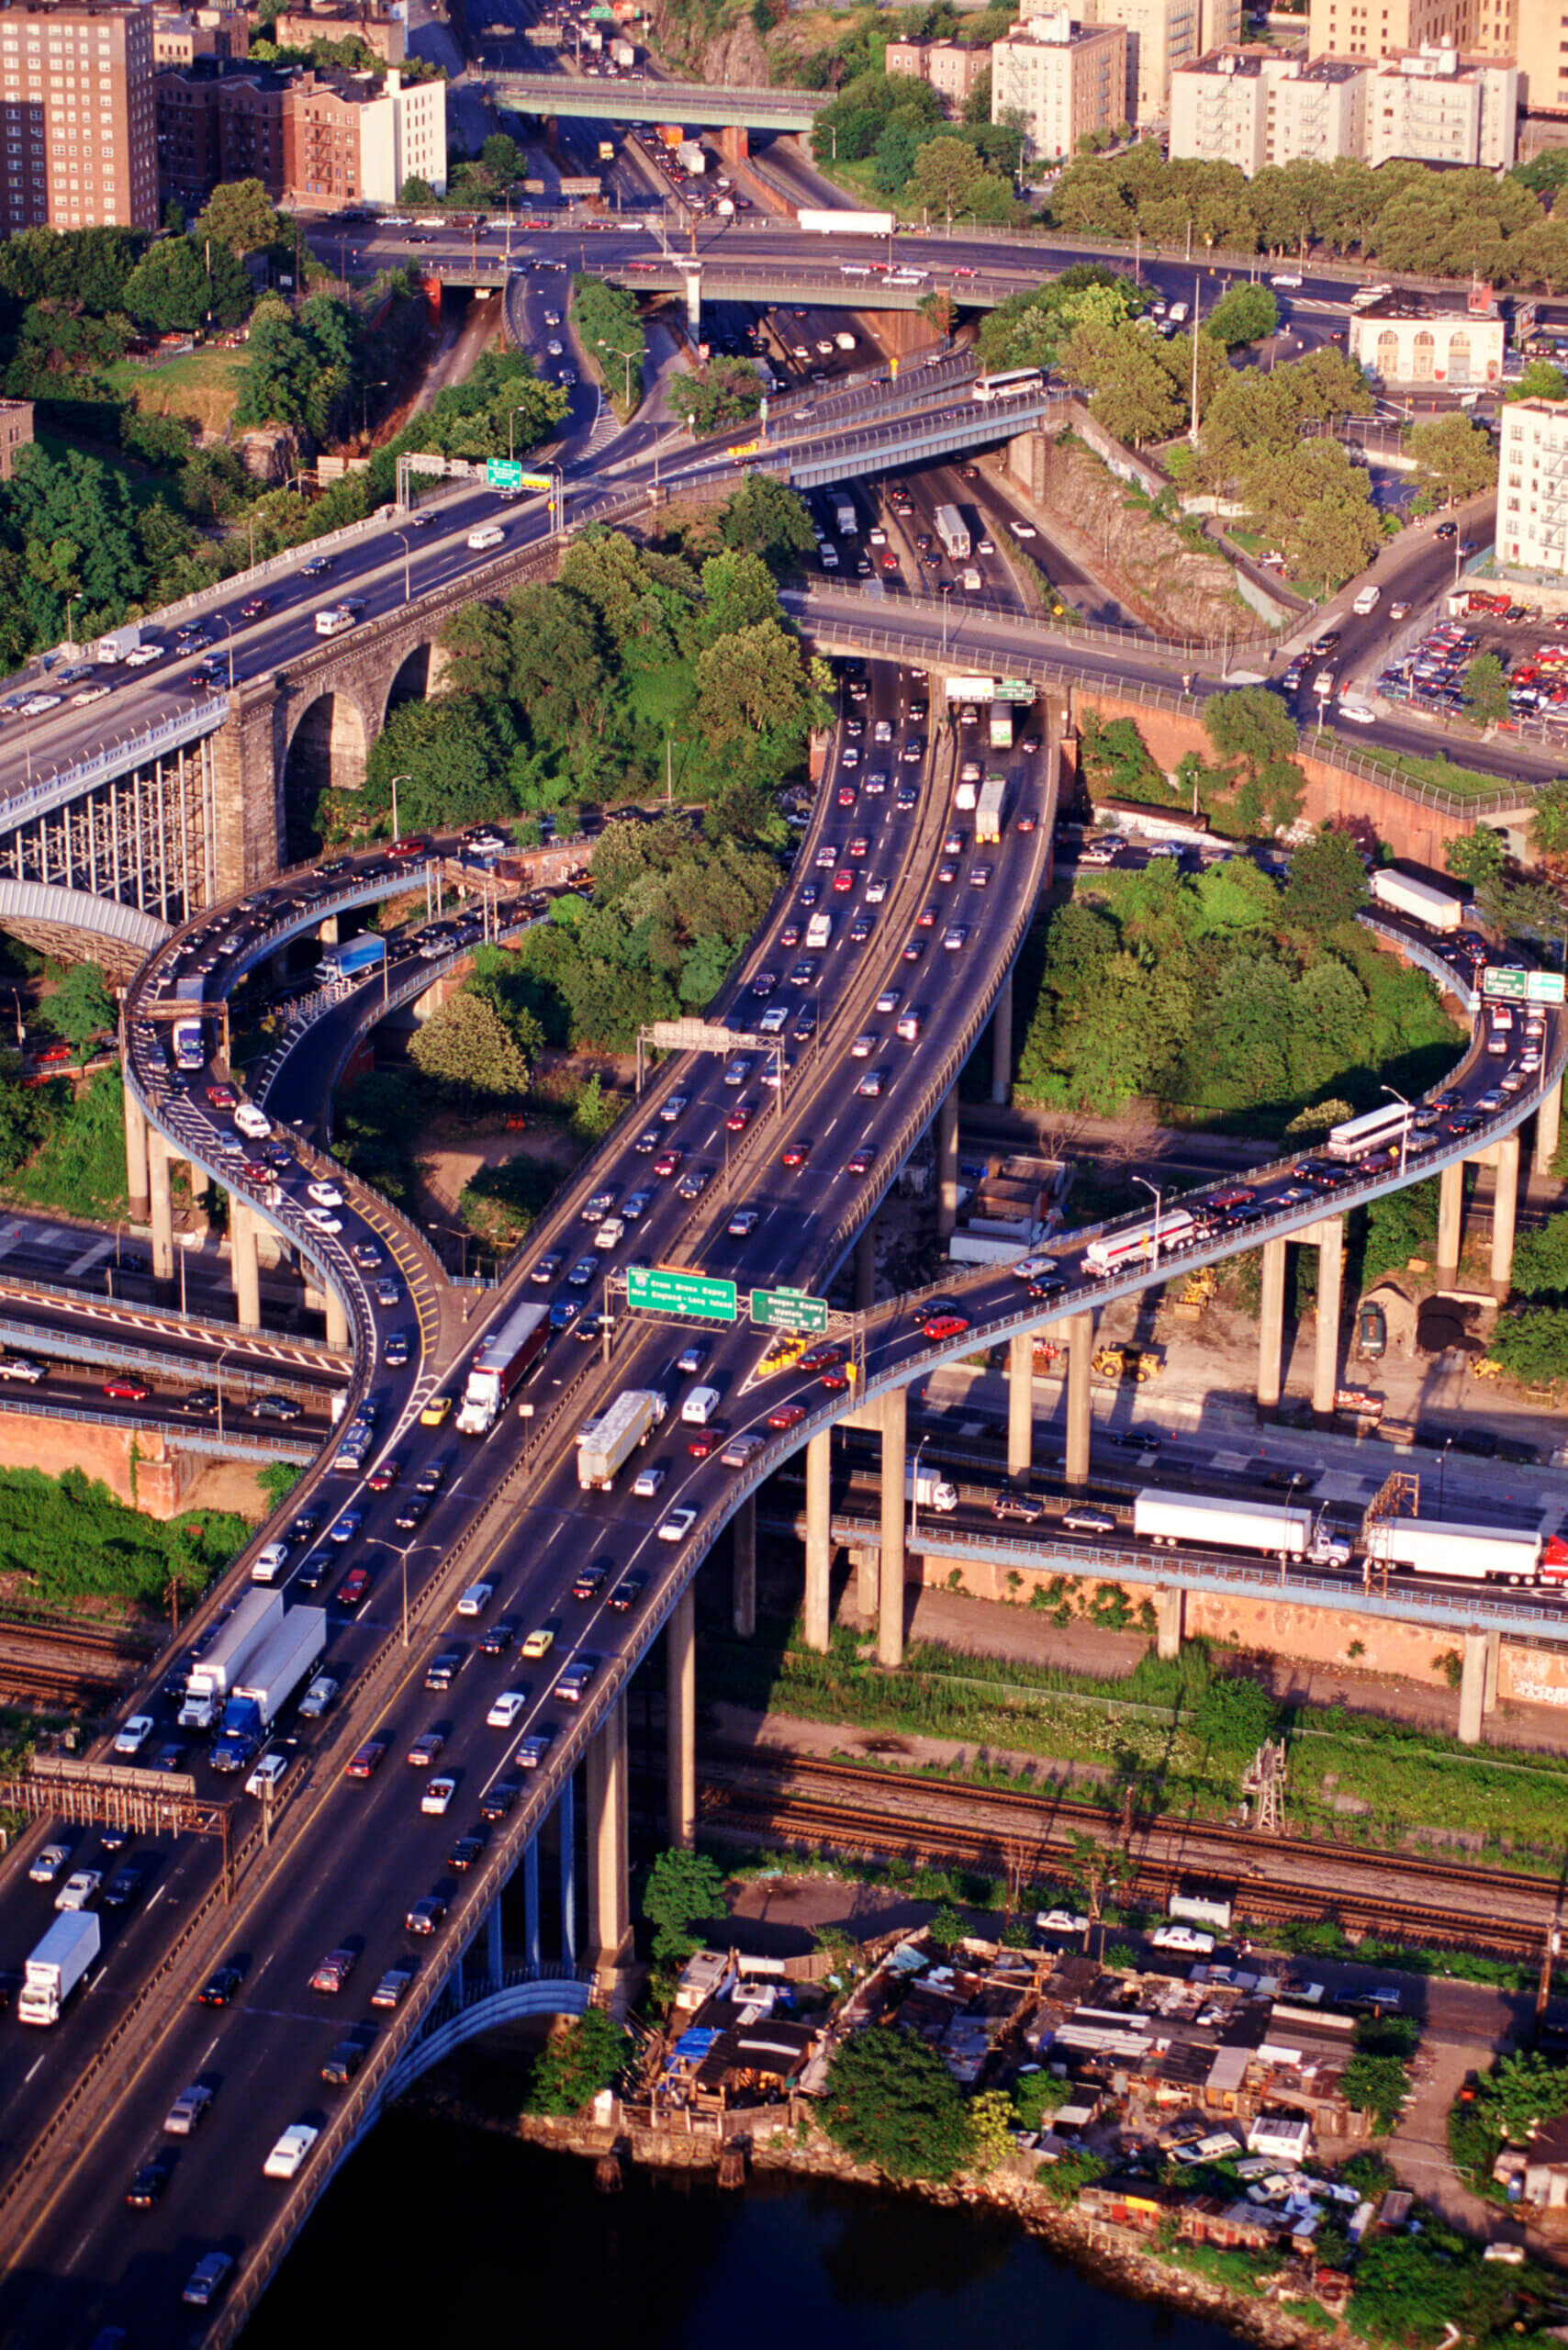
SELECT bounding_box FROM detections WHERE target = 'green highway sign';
[1530,971,1566,1004]
[487,457,524,491]
[1483,968,1529,1000]
[750,1286,829,1335]
[628,1267,737,1322]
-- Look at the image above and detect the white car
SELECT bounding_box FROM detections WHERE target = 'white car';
[487,1690,529,1729]
[113,1714,154,1756]
[1338,698,1378,725]
[1036,1908,1090,1936]
[307,1180,342,1207]
[420,1774,457,1816]
[28,1842,70,1885]
[235,1104,270,1140]
[1010,1256,1058,1282]
[456,1580,495,1617]
[632,1462,666,1499]
[124,644,163,667]
[245,1751,291,1798]
[71,684,111,706]
[1150,1921,1215,1954]
[263,2122,319,2180]
[55,1870,102,1911]
[1011,521,1037,540]
[1270,271,1303,288]
[304,1209,342,1234]
[658,1505,699,1543]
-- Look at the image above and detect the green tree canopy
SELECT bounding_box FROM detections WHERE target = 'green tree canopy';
[1205,282,1278,346]
[525,2009,633,2116]
[408,989,532,1107]
[43,962,113,1056]
[122,235,249,334]
[822,2024,975,2181]
[1282,824,1369,932]
[642,1846,727,1965]
[194,178,284,259]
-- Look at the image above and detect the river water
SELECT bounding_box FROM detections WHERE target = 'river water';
[243,2114,1246,2350]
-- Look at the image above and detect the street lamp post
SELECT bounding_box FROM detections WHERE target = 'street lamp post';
[394,531,412,604]
[214,615,236,690]
[910,1433,929,1544]
[1380,1081,1411,1181]
[65,591,83,657]
[508,403,532,462]
[1439,1433,1454,1511]
[1133,1172,1164,1270]
[598,341,639,407]
[362,379,387,440]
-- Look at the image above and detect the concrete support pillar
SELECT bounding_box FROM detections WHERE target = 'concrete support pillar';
[732,1494,756,1639]
[1065,1312,1094,1489]
[878,1382,907,1670]
[124,1079,150,1223]
[587,1694,630,1967]
[936,1085,959,1239]
[149,1132,174,1281]
[803,1427,832,1653]
[524,1837,541,1974]
[1536,1071,1562,1176]
[855,1221,877,1312]
[1484,1628,1501,1715]
[325,1285,350,1350]
[486,1895,504,1991]
[1312,1215,1344,1421]
[230,1196,261,1332]
[854,1545,879,1617]
[1437,1157,1464,1285]
[558,1773,577,1971]
[1458,1628,1489,1746]
[1258,1237,1287,1414]
[1007,1329,1033,1482]
[1156,1584,1184,1662]
[666,1583,695,1850]
[991,969,1014,1107]
[1490,1129,1520,1296]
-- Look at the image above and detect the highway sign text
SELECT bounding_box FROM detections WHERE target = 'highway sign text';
[628,1267,738,1321]
[750,1286,829,1334]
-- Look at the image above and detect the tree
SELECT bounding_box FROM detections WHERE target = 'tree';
[909,135,982,225]
[1531,777,1568,863]
[525,2009,633,2115]
[408,990,532,1108]
[967,2089,1017,2172]
[400,175,436,207]
[821,2024,975,2181]
[1461,653,1510,728]
[720,476,816,568]
[194,179,283,259]
[1506,357,1568,404]
[1445,826,1507,889]
[1282,823,1368,932]
[1204,686,1296,772]
[1509,1212,1568,1299]
[666,358,764,437]
[1343,2050,1412,2133]
[700,548,780,643]
[642,1845,726,1965]
[1488,1306,1568,1388]
[1204,282,1278,346]
[1408,412,1497,507]
[481,131,523,186]
[122,234,249,333]
[43,962,113,1056]
[1058,316,1186,446]
[693,621,812,744]
[0,1060,42,1175]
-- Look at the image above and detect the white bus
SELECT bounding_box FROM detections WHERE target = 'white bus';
[1084,1208,1200,1276]
[1325,1100,1412,1163]
[972,368,1046,404]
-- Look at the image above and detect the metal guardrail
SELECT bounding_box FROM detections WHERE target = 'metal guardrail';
[0,1269,350,1366]
[0,1315,333,1401]
[0,1389,318,1459]
[0,699,228,834]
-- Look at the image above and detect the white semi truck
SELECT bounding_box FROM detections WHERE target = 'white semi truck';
[457,1299,550,1436]
[210,1605,327,1773]
[17,1911,100,2025]
[1133,1491,1350,1565]
[935,503,970,561]
[1363,1517,1566,1585]
[1368,868,1464,934]
[577,1389,667,1491]
[179,1586,284,1730]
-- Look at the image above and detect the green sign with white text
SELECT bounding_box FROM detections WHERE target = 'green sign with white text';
[486,458,524,491]
[627,1267,737,1321]
[750,1287,829,1334]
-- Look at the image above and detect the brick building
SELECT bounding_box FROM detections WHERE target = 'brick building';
[156,55,444,210]
[0,0,158,234]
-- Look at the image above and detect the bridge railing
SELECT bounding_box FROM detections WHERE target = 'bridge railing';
[0,699,227,835]
[0,1265,350,1361]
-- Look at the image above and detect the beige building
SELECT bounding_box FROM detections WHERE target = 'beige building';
[152,6,247,65]
[267,6,406,64]
[990,8,1128,156]
[1501,397,1568,572]
[158,56,442,208]
[1073,0,1240,124]
[1308,0,1463,62]
[351,62,442,203]
[0,397,33,480]
[0,0,158,232]
[884,35,989,110]
[1170,47,1370,169]
[1368,41,1518,162]
[1350,294,1504,385]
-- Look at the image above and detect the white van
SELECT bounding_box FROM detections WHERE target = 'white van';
[314,607,355,637]
[1167,301,1189,325]
[467,525,505,551]
[681,1384,721,1426]
[1352,585,1381,615]
[234,1103,270,1140]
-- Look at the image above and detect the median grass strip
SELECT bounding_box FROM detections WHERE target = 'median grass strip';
[705,1618,1568,1868]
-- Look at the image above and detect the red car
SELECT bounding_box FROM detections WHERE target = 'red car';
[847,835,870,859]
[767,1403,808,1431]
[652,1149,683,1178]
[688,1426,724,1458]
[206,1085,236,1109]
[833,868,855,893]
[836,784,857,808]
[35,1042,73,1064]
[240,595,272,619]
[916,903,938,928]
[846,1147,877,1177]
[337,1566,373,1609]
[365,1454,401,1492]
[390,834,431,859]
[924,1313,970,1343]
[1210,1185,1256,1211]
[345,1734,388,1779]
[781,1140,812,1169]
[725,1102,753,1133]
[103,1376,151,1401]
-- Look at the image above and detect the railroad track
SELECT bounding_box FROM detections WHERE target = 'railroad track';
[0,1612,151,1709]
[687,1745,1558,1961]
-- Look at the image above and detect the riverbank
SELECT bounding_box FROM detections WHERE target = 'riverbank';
[401,2088,1338,2350]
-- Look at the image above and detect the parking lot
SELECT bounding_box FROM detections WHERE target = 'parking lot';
[1375,590,1568,735]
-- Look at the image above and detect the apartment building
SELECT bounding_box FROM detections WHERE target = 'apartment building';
[1307,0,1464,63]
[1170,47,1370,168]
[152,6,246,65]
[157,57,443,210]
[1074,0,1240,123]
[883,35,989,109]
[1368,41,1518,162]
[990,8,1127,154]
[267,6,406,64]
[0,0,157,233]
[1500,397,1568,573]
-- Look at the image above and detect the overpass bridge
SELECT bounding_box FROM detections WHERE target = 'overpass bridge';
[487,71,829,133]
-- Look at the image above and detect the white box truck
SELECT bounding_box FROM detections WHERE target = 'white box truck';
[96,624,140,666]
[577,1388,666,1490]
[976,778,1005,846]
[678,140,705,174]
[180,1586,284,1730]
[1133,1491,1348,1565]
[906,1465,958,1513]
[948,1231,1028,1266]
[805,912,833,950]
[1368,868,1463,933]
[935,504,970,562]
[1362,1518,1548,1584]
[18,1910,100,2025]
[210,1606,327,1772]
[834,495,857,538]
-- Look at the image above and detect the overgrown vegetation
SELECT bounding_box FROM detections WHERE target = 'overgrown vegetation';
[569,274,646,420]
[0,1465,245,1610]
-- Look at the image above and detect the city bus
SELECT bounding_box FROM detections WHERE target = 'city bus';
[1083,1208,1201,1276]
[972,368,1046,405]
[1325,1100,1413,1162]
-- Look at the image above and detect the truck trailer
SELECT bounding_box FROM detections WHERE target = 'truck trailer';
[17,1911,100,2026]
[1133,1491,1349,1565]
[989,706,1014,752]
[172,972,207,1071]
[948,1231,1029,1266]
[1363,1517,1565,1584]
[211,1605,327,1771]
[317,934,386,989]
[180,1586,284,1730]
[935,504,970,562]
[96,624,140,666]
[457,1298,550,1435]
[905,1466,958,1513]
[577,1388,667,1490]
[834,496,857,539]
[975,778,1006,846]
[1368,868,1464,934]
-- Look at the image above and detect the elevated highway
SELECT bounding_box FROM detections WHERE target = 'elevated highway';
[488,71,829,132]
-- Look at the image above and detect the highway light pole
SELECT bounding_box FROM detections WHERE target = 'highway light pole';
[508,403,532,461]
[65,590,82,656]
[215,615,235,690]
[394,531,412,604]
[1381,1081,1411,1181]
[362,379,387,439]
[1133,1172,1164,1270]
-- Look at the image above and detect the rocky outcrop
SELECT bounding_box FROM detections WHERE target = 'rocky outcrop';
[701,13,770,85]
[1032,433,1246,645]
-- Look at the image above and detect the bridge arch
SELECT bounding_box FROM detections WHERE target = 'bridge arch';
[382,637,446,726]
[0,878,170,980]
[282,688,374,863]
